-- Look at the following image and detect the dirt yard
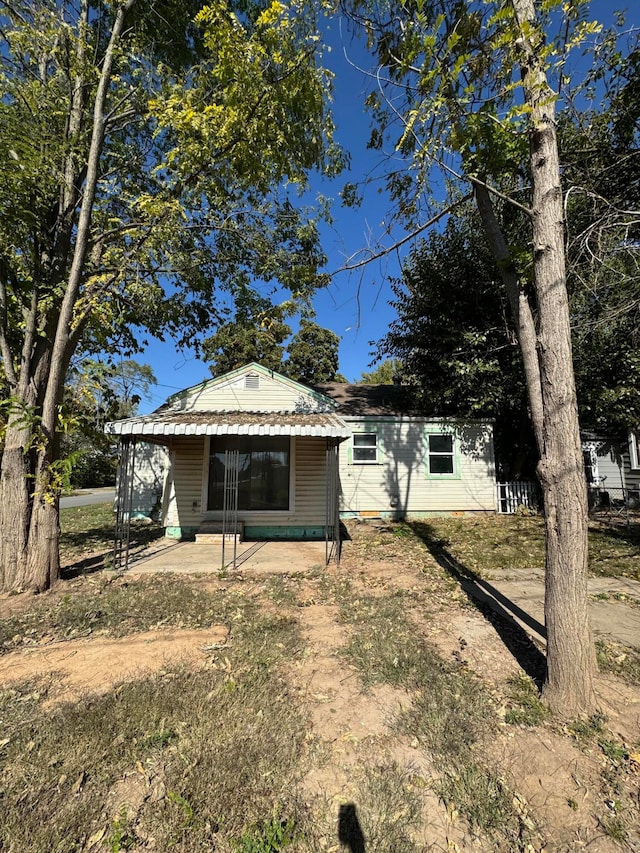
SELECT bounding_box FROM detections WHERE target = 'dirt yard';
[1,519,639,852]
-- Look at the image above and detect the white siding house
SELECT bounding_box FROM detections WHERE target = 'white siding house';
[106,363,497,540]
[582,430,640,506]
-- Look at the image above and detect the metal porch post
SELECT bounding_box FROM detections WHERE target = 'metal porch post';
[113,436,136,571]
[325,438,341,565]
[221,448,240,571]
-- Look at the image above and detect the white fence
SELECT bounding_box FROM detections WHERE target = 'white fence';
[497,481,538,514]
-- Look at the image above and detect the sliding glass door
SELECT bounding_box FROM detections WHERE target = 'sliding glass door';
[208,437,290,511]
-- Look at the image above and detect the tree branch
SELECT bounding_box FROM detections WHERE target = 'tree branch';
[331,194,473,275]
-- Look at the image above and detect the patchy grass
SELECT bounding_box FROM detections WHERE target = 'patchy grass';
[503,672,550,727]
[596,639,640,686]
[60,502,163,568]
[3,512,639,851]
[587,523,640,579]
[0,575,253,653]
[338,590,536,849]
[412,516,545,575]
[343,763,425,853]
[410,516,640,579]
[338,592,430,688]
[562,710,638,843]
[436,766,532,845]
[0,613,309,853]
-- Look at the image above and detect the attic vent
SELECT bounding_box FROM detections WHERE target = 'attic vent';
[245,374,260,390]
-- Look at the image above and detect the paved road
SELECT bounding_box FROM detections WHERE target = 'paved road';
[60,489,115,509]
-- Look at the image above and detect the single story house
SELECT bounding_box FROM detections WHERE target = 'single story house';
[105,362,497,544]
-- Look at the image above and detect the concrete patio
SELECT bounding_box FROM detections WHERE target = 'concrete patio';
[123,539,333,576]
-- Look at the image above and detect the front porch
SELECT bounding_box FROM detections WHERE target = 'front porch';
[120,538,333,576]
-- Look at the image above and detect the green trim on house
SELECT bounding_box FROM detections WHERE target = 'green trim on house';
[244,525,327,540]
[164,526,198,540]
[165,524,329,541]
[423,426,461,480]
[348,425,383,465]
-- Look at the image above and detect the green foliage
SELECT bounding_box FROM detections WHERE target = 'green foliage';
[347,0,639,448]
[203,305,343,383]
[378,154,640,472]
[61,359,157,487]
[377,208,536,476]
[561,70,640,433]
[285,320,341,383]
[108,807,137,853]
[0,0,339,353]
[358,358,403,384]
[202,294,292,376]
[0,0,342,585]
[232,808,296,852]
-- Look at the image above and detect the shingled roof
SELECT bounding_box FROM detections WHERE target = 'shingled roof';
[313,383,418,417]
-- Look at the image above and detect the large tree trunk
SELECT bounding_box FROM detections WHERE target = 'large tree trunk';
[25,481,61,593]
[513,0,597,715]
[474,182,544,455]
[0,1,133,593]
[531,114,597,712]
[0,422,34,590]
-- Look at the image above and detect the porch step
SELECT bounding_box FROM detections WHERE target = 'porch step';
[195,522,244,544]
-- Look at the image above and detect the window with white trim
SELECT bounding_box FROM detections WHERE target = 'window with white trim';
[353,432,378,464]
[630,429,640,470]
[427,433,455,475]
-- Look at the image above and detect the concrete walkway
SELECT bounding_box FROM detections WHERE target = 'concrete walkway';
[122,538,639,649]
[462,566,640,648]
[125,539,331,576]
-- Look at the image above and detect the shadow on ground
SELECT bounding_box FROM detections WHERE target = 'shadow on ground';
[61,524,165,579]
[410,521,547,688]
[338,803,366,853]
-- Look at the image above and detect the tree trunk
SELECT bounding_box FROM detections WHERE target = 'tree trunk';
[25,485,61,593]
[474,182,544,455]
[531,112,597,712]
[0,1,134,593]
[513,0,597,715]
[0,423,33,590]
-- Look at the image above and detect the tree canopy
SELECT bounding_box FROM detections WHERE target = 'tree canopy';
[357,359,403,385]
[341,0,629,713]
[286,320,343,383]
[377,210,535,477]
[62,359,158,488]
[0,0,341,591]
[203,308,344,383]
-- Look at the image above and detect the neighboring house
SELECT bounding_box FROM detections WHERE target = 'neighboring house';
[582,430,640,500]
[124,441,168,519]
[105,363,496,541]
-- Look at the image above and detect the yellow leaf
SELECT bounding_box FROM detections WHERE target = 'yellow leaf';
[87,827,106,847]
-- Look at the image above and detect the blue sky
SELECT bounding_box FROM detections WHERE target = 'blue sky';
[138,0,636,413]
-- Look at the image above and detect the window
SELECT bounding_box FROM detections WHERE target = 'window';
[352,433,378,464]
[208,436,290,511]
[427,433,455,475]
[630,430,640,471]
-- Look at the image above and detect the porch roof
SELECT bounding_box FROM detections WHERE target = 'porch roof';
[105,410,352,440]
